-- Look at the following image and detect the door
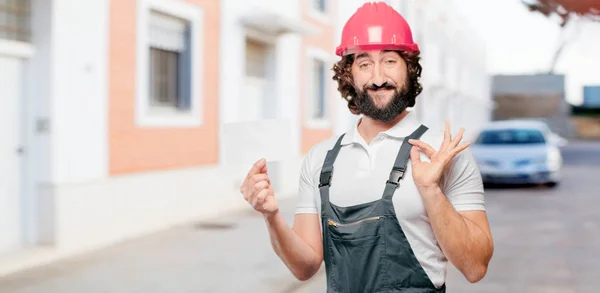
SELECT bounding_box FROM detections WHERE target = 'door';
[243,76,266,121]
[242,37,282,190]
[243,38,272,121]
[0,55,24,255]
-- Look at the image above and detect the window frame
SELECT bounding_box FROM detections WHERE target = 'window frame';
[135,0,204,128]
[305,47,334,129]
[0,38,34,58]
[307,0,329,24]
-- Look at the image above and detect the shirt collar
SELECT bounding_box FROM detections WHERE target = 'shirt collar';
[341,110,421,145]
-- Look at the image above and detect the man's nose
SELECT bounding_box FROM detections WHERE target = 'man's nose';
[371,63,386,87]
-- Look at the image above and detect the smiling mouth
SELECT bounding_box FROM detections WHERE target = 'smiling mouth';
[368,88,393,96]
[369,88,392,93]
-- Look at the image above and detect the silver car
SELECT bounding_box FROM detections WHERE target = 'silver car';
[470,120,566,187]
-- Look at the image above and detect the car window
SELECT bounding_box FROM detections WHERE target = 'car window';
[475,129,546,145]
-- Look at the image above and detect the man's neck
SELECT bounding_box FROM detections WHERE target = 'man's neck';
[357,110,408,145]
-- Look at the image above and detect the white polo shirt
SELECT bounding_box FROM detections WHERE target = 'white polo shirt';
[295,110,486,287]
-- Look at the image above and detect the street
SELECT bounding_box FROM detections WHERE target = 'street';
[0,140,599,293]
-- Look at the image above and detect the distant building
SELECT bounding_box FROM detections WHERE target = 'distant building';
[492,74,574,137]
[583,86,600,108]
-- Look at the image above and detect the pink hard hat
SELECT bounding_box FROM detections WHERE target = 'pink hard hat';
[335,2,419,56]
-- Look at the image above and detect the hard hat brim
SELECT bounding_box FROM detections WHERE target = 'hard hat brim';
[336,43,420,57]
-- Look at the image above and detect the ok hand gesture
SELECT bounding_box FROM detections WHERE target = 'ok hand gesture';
[408,121,470,192]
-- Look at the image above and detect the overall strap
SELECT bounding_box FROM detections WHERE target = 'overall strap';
[382,125,429,200]
[318,134,346,205]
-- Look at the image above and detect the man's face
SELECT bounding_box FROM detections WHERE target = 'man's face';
[351,50,410,123]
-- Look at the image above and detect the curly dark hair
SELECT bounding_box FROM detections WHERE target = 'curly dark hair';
[332,51,423,115]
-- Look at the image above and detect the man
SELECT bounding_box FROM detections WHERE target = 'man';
[240,2,493,292]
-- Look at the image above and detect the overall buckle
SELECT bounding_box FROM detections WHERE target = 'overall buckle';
[319,168,333,187]
[386,168,405,186]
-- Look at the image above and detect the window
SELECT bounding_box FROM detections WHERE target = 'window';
[0,0,31,42]
[475,129,546,145]
[312,0,327,13]
[148,11,191,111]
[311,59,327,120]
[306,48,333,128]
[308,0,328,23]
[135,0,203,127]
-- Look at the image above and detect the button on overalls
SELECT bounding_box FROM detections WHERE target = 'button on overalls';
[319,125,446,293]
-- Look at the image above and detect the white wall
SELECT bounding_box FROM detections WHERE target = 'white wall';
[0,55,25,255]
[49,0,109,184]
[26,161,300,270]
[409,0,491,137]
[275,34,303,157]
[31,0,109,246]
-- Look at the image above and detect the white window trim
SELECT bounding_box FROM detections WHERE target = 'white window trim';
[0,39,34,59]
[305,47,337,129]
[135,0,204,128]
[307,0,329,25]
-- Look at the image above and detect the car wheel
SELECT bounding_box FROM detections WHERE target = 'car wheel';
[545,181,559,188]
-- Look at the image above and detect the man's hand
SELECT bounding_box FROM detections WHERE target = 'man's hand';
[408,121,470,193]
[240,158,279,216]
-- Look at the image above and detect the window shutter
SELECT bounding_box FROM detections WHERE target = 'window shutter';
[149,11,188,52]
[178,27,192,110]
[318,62,326,117]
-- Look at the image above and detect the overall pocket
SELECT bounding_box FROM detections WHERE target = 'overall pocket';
[383,220,438,291]
[326,216,387,292]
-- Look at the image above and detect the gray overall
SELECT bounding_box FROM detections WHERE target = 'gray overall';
[319,125,446,293]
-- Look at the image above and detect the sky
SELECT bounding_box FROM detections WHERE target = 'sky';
[453,0,600,105]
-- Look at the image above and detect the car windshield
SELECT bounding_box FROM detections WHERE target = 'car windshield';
[475,129,546,145]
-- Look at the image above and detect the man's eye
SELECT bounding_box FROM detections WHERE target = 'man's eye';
[385,60,397,64]
[359,63,371,68]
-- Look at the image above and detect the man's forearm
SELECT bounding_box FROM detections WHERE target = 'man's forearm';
[419,186,493,283]
[264,211,321,281]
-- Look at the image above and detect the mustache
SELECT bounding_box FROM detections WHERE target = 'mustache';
[364,82,397,91]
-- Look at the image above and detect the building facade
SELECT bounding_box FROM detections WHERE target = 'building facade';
[398,0,492,140]
[0,0,491,276]
[492,74,574,137]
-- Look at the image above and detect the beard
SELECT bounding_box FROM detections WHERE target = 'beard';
[353,82,411,123]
